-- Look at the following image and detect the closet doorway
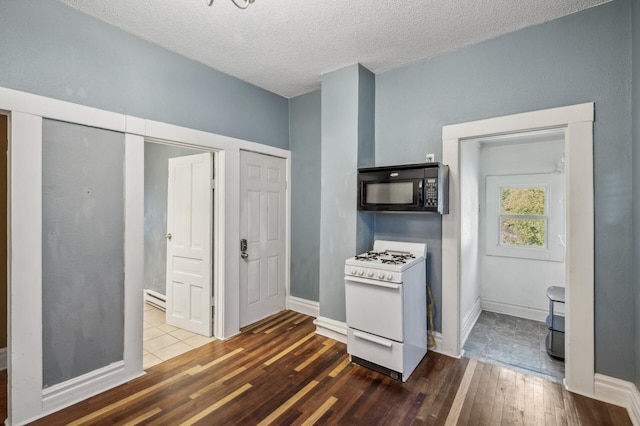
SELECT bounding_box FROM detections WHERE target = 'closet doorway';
[458,129,566,382]
[142,141,216,369]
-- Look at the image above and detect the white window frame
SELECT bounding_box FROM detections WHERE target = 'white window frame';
[485,173,564,262]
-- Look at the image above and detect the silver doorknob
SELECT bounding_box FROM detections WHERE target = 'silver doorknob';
[241,252,249,259]
[164,233,172,241]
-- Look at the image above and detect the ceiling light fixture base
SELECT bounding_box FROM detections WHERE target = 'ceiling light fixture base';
[207,0,255,9]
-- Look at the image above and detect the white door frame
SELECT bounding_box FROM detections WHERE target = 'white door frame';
[441,103,595,397]
[1,86,290,424]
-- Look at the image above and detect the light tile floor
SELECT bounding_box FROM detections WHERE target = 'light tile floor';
[143,303,216,370]
[462,311,565,383]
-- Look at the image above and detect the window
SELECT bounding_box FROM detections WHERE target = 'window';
[486,174,564,261]
[500,187,546,247]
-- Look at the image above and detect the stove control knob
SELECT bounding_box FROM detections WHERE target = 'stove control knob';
[358,269,364,276]
[350,268,357,275]
[378,272,385,279]
[367,271,374,278]
[386,274,394,281]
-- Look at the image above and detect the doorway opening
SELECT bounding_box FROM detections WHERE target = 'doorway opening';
[142,141,216,370]
[441,102,595,396]
[458,129,566,382]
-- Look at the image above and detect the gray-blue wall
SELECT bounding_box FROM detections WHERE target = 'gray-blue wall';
[0,0,289,149]
[319,64,375,321]
[289,91,322,302]
[375,0,633,380]
[633,0,640,391]
[42,120,125,388]
[144,143,203,296]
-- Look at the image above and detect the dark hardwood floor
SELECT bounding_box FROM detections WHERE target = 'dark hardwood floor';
[19,310,631,425]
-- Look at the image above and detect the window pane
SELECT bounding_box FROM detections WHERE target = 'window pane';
[501,218,545,246]
[501,187,545,215]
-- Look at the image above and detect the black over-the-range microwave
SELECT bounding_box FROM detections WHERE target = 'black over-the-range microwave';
[357,162,449,214]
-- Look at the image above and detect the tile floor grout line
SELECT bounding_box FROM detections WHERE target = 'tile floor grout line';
[143,302,216,369]
[462,311,565,383]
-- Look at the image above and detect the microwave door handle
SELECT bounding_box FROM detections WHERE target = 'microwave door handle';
[418,179,424,207]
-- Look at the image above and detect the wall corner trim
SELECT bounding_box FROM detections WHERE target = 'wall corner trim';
[313,316,347,344]
[593,373,640,424]
[40,361,143,420]
[287,296,320,318]
[125,115,146,135]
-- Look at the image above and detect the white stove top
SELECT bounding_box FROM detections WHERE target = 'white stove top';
[345,240,427,279]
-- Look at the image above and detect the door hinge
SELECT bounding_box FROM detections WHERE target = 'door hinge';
[211,178,216,189]
[285,180,288,189]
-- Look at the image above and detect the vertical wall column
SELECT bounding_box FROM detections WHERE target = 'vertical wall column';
[631,0,640,391]
[319,64,375,322]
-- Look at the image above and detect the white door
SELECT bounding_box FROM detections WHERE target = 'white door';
[166,152,213,336]
[240,151,286,327]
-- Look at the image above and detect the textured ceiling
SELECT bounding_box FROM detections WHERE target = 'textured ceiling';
[60,0,608,98]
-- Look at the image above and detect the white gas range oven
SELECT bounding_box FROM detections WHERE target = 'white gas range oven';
[344,240,428,382]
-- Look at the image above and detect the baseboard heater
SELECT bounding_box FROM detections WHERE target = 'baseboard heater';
[143,289,166,311]
[351,355,402,381]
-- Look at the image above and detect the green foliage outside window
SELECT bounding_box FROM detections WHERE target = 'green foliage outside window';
[500,188,546,247]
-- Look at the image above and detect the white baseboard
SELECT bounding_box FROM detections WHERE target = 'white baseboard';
[313,316,347,344]
[144,288,166,311]
[461,298,482,346]
[594,373,640,425]
[427,331,446,355]
[287,296,320,318]
[481,298,547,322]
[41,361,143,416]
[0,347,6,371]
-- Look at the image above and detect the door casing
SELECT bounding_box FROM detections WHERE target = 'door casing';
[2,86,291,424]
[441,102,595,397]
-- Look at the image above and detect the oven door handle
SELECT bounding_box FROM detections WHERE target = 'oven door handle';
[353,331,393,348]
[345,276,400,290]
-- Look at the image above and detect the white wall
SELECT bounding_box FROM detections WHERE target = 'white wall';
[478,136,565,320]
[460,141,482,329]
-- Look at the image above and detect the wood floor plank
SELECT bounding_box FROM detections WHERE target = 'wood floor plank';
[120,406,162,425]
[444,358,477,425]
[300,396,337,426]
[21,310,632,426]
[263,331,315,366]
[294,340,336,372]
[328,357,349,378]
[488,366,507,425]
[256,380,319,425]
[180,383,252,425]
